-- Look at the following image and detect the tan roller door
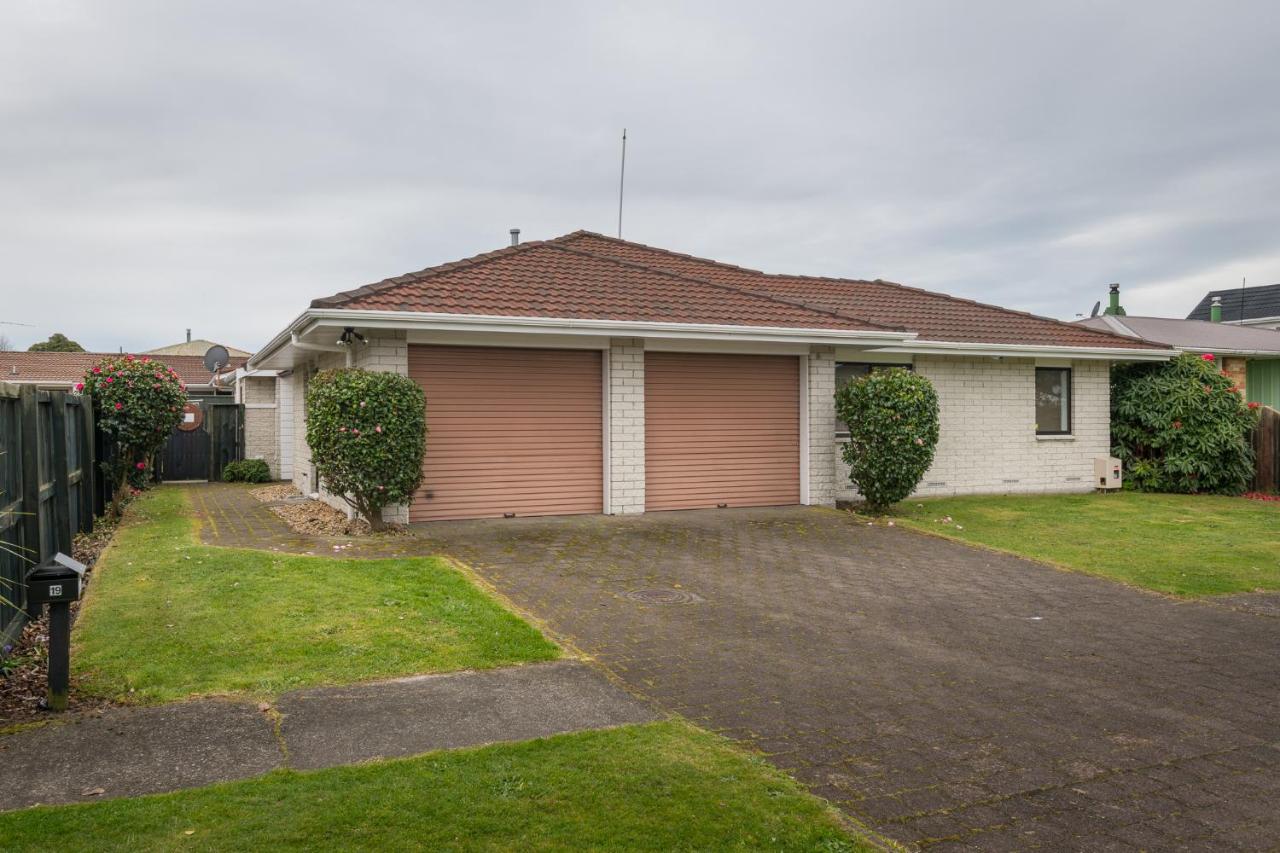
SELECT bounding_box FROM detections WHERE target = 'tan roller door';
[408,345,603,521]
[645,351,800,511]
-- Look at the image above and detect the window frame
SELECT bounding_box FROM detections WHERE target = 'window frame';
[834,362,913,438]
[1034,366,1073,436]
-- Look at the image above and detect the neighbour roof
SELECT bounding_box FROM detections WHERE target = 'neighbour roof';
[312,241,897,333]
[144,339,251,357]
[1186,283,1280,322]
[310,230,1163,351]
[0,352,246,387]
[1077,315,1280,354]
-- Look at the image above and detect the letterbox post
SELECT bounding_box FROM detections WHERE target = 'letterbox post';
[46,601,71,711]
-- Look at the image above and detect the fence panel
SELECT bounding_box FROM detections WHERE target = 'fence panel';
[0,383,96,644]
[1255,406,1280,494]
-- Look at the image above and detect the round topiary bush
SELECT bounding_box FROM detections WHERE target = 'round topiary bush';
[834,367,940,512]
[1111,352,1259,494]
[79,354,187,518]
[305,369,426,530]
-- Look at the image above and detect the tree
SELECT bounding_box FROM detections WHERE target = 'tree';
[80,354,187,518]
[29,333,85,352]
[0,333,11,351]
[305,369,426,530]
[1111,352,1259,494]
[834,367,940,512]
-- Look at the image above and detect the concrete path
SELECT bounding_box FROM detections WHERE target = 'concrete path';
[422,506,1280,852]
[0,660,656,811]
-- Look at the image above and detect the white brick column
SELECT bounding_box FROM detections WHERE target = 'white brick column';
[608,338,645,514]
[806,346,837,506]
[351,330,409,375]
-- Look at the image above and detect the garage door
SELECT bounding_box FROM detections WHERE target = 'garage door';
[645,351,800,511]
[408,345,603,521]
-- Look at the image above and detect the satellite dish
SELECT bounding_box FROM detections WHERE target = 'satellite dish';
[203,344,230,373]
[1089,300,1101,318]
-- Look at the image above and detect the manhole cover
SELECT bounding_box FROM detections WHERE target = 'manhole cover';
[624,588,704,605]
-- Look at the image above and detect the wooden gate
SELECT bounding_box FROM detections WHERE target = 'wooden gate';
[1254,405,1280,493]
[159,397,243,482]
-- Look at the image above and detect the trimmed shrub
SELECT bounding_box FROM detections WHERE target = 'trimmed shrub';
[1111,352,1259,494]
[834,367,940,511]
[305,369,426,530]
[80,354,186,519]
[223,459,272,483]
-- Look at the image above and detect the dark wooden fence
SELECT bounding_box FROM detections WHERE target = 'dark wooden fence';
[0,383,96,644]
[1255,405,1280,493]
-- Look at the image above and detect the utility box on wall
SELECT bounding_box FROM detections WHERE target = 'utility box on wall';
[1094,457,1122,491]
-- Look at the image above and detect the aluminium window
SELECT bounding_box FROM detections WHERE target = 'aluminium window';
[835,362,912,437]
[1035,367,1072,435]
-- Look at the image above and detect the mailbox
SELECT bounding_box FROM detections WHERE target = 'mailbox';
[25,553,87,605]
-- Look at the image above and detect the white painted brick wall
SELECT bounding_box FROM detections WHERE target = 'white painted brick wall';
[834,355,1111,500]
[608,338,646,513]
[807,347,836,506]
[277,373,294,481]
[241,377,280,477]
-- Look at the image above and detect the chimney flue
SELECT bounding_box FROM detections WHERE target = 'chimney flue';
[1210,295,1223,323]
[1103,283,1126,317]
[186,328,191,343]
[509,228,520,247]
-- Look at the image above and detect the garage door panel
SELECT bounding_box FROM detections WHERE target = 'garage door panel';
[645,352,800,511]
[409,345,602,521]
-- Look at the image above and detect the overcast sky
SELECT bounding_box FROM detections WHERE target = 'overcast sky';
[3,1,1278,353]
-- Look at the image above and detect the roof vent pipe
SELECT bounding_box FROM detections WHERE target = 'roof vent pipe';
[186,328,191,343]
[509,228,520,247]
[1210,296,1223,323]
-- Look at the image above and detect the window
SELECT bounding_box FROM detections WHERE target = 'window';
[835,362,912,437]
[1035,367,1072,435]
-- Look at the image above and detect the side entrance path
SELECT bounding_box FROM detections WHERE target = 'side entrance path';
[423,506,1280,851]
[0,660,655,811]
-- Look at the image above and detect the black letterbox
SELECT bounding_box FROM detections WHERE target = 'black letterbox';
[25,553,87,605]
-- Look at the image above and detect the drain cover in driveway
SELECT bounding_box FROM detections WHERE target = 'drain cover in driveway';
[624,588,704,605]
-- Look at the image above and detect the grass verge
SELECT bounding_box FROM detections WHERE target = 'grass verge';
[73,488,559,703]
[891,491,1280,596]
[0,721,868,852]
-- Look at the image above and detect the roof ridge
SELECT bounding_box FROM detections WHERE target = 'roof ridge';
[543,242,907,333]
[561,231,1146,348]
[310,240,550,309]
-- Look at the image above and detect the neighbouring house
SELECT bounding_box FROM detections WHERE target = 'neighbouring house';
[247,230,1173,523]
[1078,287,1280,410]
[145,330,252,358]
[1186,282,1280,330]
[0,350,245,396]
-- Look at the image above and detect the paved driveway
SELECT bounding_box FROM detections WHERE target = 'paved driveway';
[423,506,1280,851]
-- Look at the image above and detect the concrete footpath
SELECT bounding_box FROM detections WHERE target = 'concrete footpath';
[0,660,657,811]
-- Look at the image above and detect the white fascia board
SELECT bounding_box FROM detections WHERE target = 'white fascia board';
[864,340,1176,361]
[250,308,916,366]
[1183,346,1280,357]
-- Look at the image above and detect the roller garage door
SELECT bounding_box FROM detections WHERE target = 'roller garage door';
[644,351,800,511]
[408,345,603,521]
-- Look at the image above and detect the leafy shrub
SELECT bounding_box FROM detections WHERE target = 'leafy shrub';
[834,367,940,511]
[1112,352,1259,494]
[80,354,186,519]
[305,369,426,530]
[223,459,272,483]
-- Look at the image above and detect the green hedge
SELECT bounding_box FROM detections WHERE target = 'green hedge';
[223,459,272,483]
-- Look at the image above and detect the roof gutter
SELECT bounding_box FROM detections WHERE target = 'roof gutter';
[864,339,1176,361]
[250,308,918,367]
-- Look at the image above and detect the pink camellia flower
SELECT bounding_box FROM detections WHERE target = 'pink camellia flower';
[1248,401,1261,410]
[114,402,123,411]
[914,437,923,445]
[92,366,101,374]
[105,376,114,384]
[375,425,382,433]
[1201,353,1215,361]
[352,428,360,436]
[1173,420,1182,429]
[74,382,84,392]
[378,485,385,491]
[179,384,186,391]
[339,426,347,432]
[142,356,151,363]
[135,461,146,470]
[360,401,366,408]
[125,354,134,362]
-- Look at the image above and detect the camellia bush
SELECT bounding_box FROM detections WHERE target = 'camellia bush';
[305,369,426,530]
[1111,352,1259,494]
[80,354,187,518]
[834,367,940,512]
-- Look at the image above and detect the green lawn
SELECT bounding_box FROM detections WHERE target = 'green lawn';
[74,488,559,703]
[0,722,867,852]
[891,492,1280,596]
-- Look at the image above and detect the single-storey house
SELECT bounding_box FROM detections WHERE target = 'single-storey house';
[1079,288,1280,410]
[1186,282,1280,331]
[248,230,1172,523]
[0,350,244,396]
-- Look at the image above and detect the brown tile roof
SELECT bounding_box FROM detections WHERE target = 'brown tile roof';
[312,241,897,333]
[0,352,245,388]
[311,230,1166,351]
